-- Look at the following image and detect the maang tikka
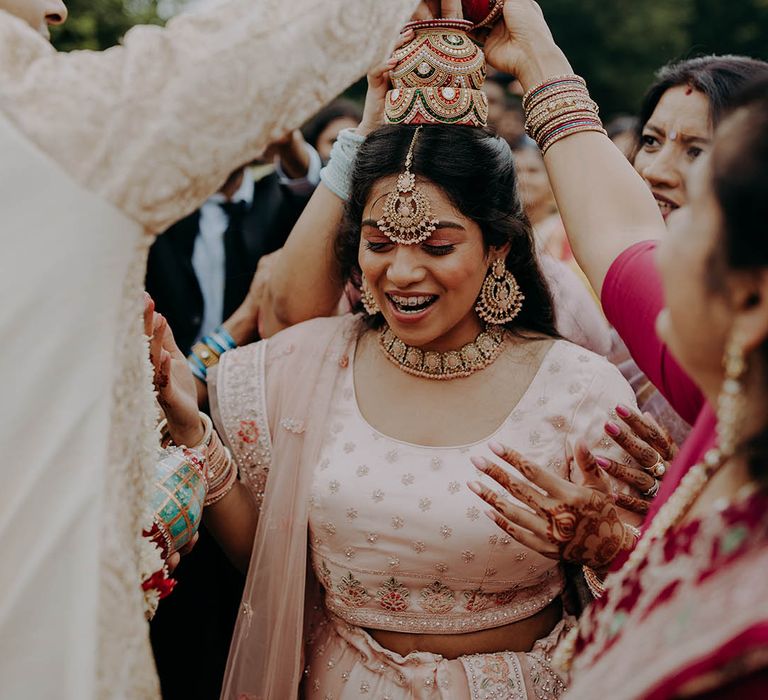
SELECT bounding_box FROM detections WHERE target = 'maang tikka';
[377,126,438,245]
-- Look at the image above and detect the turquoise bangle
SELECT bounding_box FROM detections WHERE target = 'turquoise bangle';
[187,354,207,382]
[211,326,236,351]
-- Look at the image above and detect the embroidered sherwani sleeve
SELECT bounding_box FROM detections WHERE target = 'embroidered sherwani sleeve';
[0,0,417,233]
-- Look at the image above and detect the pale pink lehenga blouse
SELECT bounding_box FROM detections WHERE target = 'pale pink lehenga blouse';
[211,315,639,699]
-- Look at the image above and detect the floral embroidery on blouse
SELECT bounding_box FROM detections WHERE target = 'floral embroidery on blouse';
[376,577,410,612]
[337,572,371,608]
[419,581,456,614]
[237,419,259,444]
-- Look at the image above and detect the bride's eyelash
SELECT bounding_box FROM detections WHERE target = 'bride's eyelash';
[422,244,455,256]
[365,241,391,251]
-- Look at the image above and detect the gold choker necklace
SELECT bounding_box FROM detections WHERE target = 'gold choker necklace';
[379,324,506,380]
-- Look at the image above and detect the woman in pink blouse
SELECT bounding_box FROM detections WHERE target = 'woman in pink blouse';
[150,39,651,698]
[472,1,768,697]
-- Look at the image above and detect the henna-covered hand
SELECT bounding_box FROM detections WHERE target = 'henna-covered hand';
[591,405,679,514]
[143,293,202,447]
[468,441,636,571]
[613,404,678,461]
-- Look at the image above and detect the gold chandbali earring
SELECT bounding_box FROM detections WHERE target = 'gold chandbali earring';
[475,257,525,325]
[360,274,380,316]
[377,126,438,245]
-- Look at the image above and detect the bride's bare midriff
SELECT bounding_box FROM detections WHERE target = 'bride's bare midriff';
[367,597,562,661]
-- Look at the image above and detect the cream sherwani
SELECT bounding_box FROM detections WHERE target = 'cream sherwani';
[0,1,417,697]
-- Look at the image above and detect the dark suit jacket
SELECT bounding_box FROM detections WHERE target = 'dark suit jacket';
[146,169,312,355]
[145,169,314,700]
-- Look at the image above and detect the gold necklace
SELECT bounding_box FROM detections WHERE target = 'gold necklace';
[379,324,506,380]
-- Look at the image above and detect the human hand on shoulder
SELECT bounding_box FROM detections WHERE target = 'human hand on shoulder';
[468,441,638,573]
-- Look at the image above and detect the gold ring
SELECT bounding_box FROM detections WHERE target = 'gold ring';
[646,456,667,478]
[643,479,660,498]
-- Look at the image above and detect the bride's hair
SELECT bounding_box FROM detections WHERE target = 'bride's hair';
[336,124,559,338]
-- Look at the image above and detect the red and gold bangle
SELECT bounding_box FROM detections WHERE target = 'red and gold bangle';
[523,74,587,110]
[537,114,604,146]
[529,108,601,141]
[540,120,607,155]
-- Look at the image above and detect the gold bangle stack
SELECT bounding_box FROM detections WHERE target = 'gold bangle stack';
[203,430,237,506]
[522,74,606,154]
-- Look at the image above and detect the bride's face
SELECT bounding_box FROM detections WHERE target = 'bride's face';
[360,176,506,352]
[0,0,67,38]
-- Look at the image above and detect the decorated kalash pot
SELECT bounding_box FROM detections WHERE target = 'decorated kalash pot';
[140,442,207,618]
[385,18,489,127]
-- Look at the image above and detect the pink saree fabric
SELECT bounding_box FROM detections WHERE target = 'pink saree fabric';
[577,241,768,696]
[566,489,768,699]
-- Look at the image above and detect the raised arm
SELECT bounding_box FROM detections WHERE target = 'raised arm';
[483,1,666,296]
[0,0,418,233]
[268,48,409,327]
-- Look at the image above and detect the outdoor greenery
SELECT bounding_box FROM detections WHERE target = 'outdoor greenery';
[52,0,768,117]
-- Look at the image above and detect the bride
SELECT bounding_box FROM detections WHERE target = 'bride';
[151,15,652,698]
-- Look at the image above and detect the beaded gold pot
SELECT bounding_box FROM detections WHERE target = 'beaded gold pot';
[144,447,207,559]
[385,19,488,127]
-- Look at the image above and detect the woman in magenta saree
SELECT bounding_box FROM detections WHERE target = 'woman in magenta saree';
[471,2,768,697]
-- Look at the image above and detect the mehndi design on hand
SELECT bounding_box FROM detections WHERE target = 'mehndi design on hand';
[468,441,637,571]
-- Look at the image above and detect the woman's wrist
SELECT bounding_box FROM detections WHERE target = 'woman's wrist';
[166,414,207,449]
[222,305,259,346]
[515,44,572,92]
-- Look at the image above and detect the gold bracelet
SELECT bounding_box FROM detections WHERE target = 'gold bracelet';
[541,122,607,155]
[190,341,221,369]
[583,565,606,598]
[522,74,587,110]
[204,453,238,506]
[529,109,601,142]
[525,87,592,116]
[525,98,597,132]
[157,412,213,450]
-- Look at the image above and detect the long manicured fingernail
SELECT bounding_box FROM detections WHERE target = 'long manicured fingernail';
[470,456,490,470]
[616,404,632,418]
[605,422,621,437]
[467,481,483,494]
[595,456,612,468]
[488,441,505,457]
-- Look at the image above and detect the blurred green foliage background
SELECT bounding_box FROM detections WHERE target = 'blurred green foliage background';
[52,0,768,118]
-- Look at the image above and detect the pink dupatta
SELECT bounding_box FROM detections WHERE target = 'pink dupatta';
[210,314,360,700]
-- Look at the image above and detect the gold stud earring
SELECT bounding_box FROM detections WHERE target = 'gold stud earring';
[361,274,380,316]
[475,258,525,325]
[717,332,748,456]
